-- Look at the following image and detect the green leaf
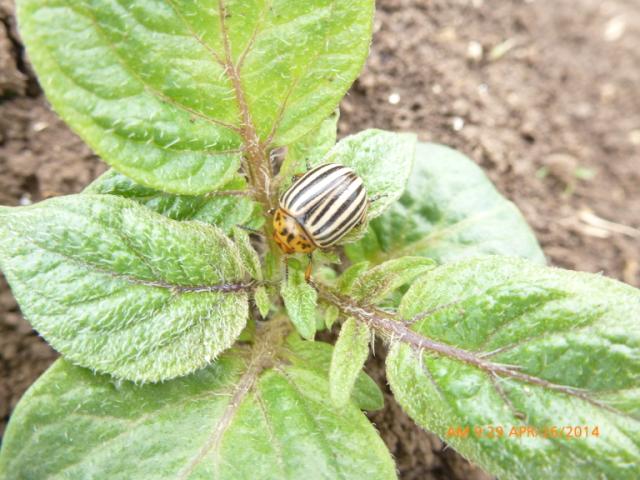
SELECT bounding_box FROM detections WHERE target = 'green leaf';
[311,248,341,266]
[1,337,395,479]
[351,371,385,413]
[264,251,279,283]
[349,256,435,303]
[330,318,371,407]
[0,194,253,382]
[311,264,339,286]
[231,227,262,280]
[254,285,271,319]
[387,256,640,480]
[279,109,339,189]
[237,318,256,343]
[281,261,317,341]
[285,335,384,412]
[336,261,371,293]
[85,169,264,232]
[17,0,374,193]
[316,129,417,219]
[346,142,545,265]
[315,306,327,332]
[324,304,340,330]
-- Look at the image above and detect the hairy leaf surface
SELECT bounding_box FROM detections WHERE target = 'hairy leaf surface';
[279,109,339,190]
[254,285,271,319]
[336,261,371,294]
[17,0,374,193]
[86,169,263,232]
[0,194,254,382]
[284,335,384,412]
[387,256,640,479]
[349,256,435,303]
[330,318,371,407]
[281,262,317,340]
[317,129,416,219]
[324,304,340,330]
[0,336,395,479]
[231,227,262,280]
[346,142,545,264]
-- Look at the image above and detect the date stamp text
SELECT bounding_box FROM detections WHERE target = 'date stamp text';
[446,425,601,440]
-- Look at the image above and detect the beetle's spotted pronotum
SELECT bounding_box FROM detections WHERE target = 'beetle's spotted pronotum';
[273,163,368,279]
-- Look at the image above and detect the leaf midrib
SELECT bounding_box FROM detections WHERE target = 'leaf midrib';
[178,343,277,479]
[7,203,246,290]
[278,367,348,480]
[318,283,639,421]
[254,384,288,477]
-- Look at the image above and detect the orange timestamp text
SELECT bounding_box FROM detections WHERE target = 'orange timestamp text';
[446,425,601,440]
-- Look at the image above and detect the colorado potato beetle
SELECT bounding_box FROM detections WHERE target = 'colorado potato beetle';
[273,163,368,279]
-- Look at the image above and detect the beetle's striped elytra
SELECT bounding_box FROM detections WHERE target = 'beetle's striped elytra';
[273,163,368,258]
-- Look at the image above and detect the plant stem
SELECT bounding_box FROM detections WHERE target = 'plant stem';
[218,0,274,210]
[178,314,290,479]
[217,0,283,282]
[312,281,622,414]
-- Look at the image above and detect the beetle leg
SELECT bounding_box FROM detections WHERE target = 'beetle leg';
[304,253,313,282]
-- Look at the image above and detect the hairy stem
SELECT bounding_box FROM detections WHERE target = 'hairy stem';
[218,0,273,210]
[216,1,284,281]
[178,315,290,478]
[312,281,624,415]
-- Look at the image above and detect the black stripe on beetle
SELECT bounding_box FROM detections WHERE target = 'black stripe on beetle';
[273,163,368,255]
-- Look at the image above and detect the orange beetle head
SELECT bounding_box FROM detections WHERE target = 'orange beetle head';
[273,208,316,254]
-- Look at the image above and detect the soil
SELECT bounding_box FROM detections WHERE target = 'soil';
[1,0,638,478]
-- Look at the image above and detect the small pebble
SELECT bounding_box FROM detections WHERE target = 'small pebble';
[19,193,32,206]
[604,16,626,42]
[467,41,484,62]
[451,117,465,131]
[32,121,49,132]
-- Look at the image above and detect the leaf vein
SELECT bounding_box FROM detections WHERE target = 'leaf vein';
[15,225,249,294]
[480,313,603,359]
[264,0,337,146]
[71,3,242,135]
[254,383,287,476]
[277,367,348,480]
[37,391,222,477]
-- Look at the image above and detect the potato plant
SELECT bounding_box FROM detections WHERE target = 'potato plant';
[0,1,638,479]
